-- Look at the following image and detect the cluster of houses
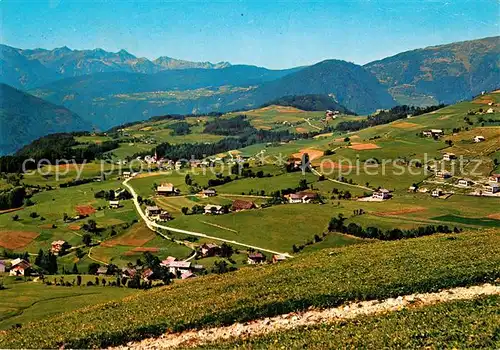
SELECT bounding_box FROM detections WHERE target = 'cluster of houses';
[136,150,254,170]
[325,110,340,119]
[96,257,204,281]
[422,129,444,138]
[199,243,286,265]
[423,173,500,197]
[203,199,257,215]
[145,206,173,222]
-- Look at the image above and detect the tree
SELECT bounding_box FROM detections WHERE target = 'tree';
[75,247,85,259]
[76,275,82,286]
[88,263,100,275]
[219,243,234,258]
[84,219,98,233]
[211,260,235,274]
[11,214,19,221]
[298,179,308,191]
[82,233,92,246]
[35,249,44,267]
[181,207,189,215]
[63,213,69,222]
[72,263,79,274]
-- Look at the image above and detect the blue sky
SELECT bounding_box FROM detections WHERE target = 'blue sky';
[1,0,498,68]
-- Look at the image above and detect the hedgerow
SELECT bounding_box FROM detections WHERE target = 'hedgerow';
[1,231,499,348]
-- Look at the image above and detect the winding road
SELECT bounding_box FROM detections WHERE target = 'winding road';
[123,177,293,258]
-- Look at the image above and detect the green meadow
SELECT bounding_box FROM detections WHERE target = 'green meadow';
[0,276,137,330]
[1,230,498,348]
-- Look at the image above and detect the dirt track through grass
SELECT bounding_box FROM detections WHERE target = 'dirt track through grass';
[112,283,500,349]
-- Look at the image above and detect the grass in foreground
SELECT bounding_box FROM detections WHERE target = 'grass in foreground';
[0,230,498,348]
[194,295,500,349]
[0,276,137,330]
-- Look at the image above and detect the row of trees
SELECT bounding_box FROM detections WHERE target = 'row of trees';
[328,214,461,240]
[332,104,446,133]
[0,133,119,173]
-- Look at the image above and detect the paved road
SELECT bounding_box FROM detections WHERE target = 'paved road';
[123,178,293,258]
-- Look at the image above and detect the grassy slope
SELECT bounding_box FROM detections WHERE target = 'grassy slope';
[1,230,498,348]
[0,276,137,330]
[196,295,500,349]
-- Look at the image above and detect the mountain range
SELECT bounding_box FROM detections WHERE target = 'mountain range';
[0,36,498,153]
[365,36,500,106]
[0,44,232,89]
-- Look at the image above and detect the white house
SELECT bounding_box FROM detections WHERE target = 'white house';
[486,107,495,114]
[285,192,319,203]
[443,153,456,161]
[123,171,131,178]
[167,261,191,275]
[247,252,266,265]
[474,136,485,143]
[457,179,473,187]
[109,200,120,209]
[432,188,443,197]
[488,174,500,183]
[372,189,392,200]
[9,258,31,276]
[202,189,217,197]
[204,205,224,215]
[156,183,179,196]
[286,193,304,204]
[436,170,452,179]
[146,206,162,217]
[484,183,499,194]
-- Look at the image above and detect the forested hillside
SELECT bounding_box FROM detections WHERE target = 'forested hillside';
[0,84,91,155]
[365,36,500,105]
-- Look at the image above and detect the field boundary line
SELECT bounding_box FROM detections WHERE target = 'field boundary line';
[198,220,238,233]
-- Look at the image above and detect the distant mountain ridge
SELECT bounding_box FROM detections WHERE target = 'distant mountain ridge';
[1,36,498,138]
[0,44,233,89]
[230,60,395,114]
[365,36,500,105]
[28,60,393,128]
[0,83,91,155]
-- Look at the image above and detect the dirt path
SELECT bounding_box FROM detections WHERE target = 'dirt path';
[112,283,500,350]
[303,118,322,130]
